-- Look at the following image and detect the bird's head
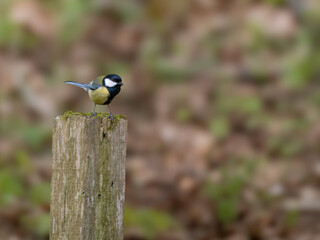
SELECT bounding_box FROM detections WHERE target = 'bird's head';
[103,74,123,88]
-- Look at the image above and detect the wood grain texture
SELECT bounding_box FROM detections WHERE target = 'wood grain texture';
[51,115,127,240]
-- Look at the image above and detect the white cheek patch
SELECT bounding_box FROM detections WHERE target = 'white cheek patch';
[104,78,117,87]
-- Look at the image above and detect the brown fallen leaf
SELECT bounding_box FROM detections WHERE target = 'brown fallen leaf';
[10,0,56,39]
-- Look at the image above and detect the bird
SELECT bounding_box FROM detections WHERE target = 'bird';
[64,74,123,120]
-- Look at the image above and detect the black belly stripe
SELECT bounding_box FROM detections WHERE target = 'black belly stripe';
[105,86,121,105]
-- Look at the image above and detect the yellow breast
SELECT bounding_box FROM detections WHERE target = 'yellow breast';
[88,87,110,105]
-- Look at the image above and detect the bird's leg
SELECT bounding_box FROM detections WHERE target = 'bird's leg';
[107,105,113,121]
[92,104,97,116]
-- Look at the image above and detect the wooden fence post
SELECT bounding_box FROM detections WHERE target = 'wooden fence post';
[51,114,127,240]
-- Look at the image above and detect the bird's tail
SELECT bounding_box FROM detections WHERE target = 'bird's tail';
[64,81,90,91]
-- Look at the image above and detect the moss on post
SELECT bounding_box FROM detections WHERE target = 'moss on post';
[51,112,127,240]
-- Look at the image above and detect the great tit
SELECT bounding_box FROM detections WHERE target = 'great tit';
[65,74,123,120]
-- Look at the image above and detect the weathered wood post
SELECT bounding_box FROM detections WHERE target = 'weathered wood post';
[51,113,127,240]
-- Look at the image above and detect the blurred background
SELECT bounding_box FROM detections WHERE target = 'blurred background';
[1,0,320,239]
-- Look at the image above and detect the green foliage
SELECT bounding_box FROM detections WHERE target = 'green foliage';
[284,210,299,229]
[262,0,286,6]
[245,114,269,130]
[203,159,257,225]
[246,25,270,52]
[0,119,51,150]
[216,95,263,115]
[14,151,32,173]
[29,182,51,205]
[0,16,41,50]
[0,0,45,50]
[310,91,320,108]
[283,118,310,132]
[283,29,320,89]
[150,59,190,82]
[124,206,178,239]
[0,171,24,207]
[102,62,130,77]
[267,137,303,157]
[105,0,145,22]
[33,213,50,236]
[210,116,230,140]
[284,52,320,89]
[56,0,92,47]
[175,107,192,122]
[216,199,238,224]
[20,126,51,149]
[0,16,17,47]
[0,1,17,47]
[21,212,50,237]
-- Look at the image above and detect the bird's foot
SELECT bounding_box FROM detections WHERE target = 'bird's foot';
[109,113,113,121]
[92,112,97,116]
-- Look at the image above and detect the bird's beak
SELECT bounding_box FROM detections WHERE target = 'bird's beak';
[119,82,123,86]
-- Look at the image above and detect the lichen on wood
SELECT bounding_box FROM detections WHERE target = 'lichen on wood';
[51,113,127,240]
[62,111,126,120]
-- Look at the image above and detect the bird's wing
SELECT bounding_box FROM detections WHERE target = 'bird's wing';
[90,76,105,89]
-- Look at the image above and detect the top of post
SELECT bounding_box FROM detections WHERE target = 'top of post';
[56,111,126,120]
[55,111,127,131]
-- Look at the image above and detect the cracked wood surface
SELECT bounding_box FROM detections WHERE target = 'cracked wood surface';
[51,115,127,240]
